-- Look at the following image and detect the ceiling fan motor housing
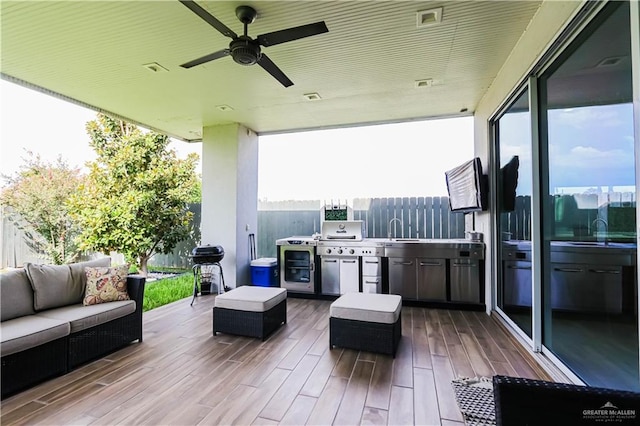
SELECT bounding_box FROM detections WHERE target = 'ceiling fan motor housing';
[230,36,261,65]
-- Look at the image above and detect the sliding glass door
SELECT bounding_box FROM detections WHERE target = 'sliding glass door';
[493,0,639,391]
[539,1,637,391]
[495,90,533,338]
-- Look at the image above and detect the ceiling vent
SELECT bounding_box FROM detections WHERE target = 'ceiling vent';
[415,79,433,88]
[416,7,443,28]
[596,56,623,67]
[142,62,169,73]
[303,93,322,101]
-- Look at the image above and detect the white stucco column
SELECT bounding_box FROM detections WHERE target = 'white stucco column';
[201,123,258,288]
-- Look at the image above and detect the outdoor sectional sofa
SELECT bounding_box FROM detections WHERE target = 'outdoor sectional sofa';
[0,258,145,399]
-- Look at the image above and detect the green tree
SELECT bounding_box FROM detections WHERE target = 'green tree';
[1,152,84,264]
[70,114,199,276]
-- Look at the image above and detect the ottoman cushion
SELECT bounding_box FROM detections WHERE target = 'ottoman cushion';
[330,293,401,324]
[214,286,286,312]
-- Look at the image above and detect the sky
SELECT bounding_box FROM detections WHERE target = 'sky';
[0,80,202,178]
[1,79,475,201]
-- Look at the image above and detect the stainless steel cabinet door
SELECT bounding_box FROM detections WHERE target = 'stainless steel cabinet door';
[389,258,417,300]
[450,259,480,303]
[550,263,622,313]
[503,260,532,307]
[340,258,359,294]
[362,257,382,276]
[417,258,446,301]
[320,257,340,295]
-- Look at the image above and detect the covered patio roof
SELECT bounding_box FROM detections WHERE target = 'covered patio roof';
[1,1,542,140]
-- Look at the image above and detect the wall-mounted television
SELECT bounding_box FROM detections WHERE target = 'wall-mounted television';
[445,157,488,213]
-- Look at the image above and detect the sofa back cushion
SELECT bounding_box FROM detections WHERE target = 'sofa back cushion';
[25,263,75,311]
[69,257,112,304]
[1,269,36,321]
[25,258,113,310]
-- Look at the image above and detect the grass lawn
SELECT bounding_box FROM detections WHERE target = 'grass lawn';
[143,272,194,312]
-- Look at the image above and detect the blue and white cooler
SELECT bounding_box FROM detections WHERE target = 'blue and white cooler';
[250,257,279,287]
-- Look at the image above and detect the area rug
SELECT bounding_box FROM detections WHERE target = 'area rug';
[451,376,496,426]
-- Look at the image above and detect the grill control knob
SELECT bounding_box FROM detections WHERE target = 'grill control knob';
[349,249,355,254]
[337,249,343,254]
[326,248,332,254]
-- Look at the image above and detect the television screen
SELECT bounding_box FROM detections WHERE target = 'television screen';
[445,157,486,213]
[500,155,519,212]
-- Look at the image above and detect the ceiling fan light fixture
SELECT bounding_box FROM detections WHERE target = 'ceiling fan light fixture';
[230,37,261,65]
[303,93,322,101]
[416,7,443,28]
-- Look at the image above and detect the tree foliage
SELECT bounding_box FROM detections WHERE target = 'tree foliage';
[1,152,84,264]
[69,114,199,276]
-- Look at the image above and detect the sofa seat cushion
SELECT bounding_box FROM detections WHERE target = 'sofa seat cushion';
[214,286,287,312]
[330,293,402,324]
[0,316,70,357]
[1,269,36,321]
[35,300,136,333]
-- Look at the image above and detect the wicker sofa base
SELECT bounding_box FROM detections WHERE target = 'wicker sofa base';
[1,276,145,399]
[493,375,640,425]
[68,310,143,370]
[213,298,287,341]
[330,316,402,357]
[1,336,68,398]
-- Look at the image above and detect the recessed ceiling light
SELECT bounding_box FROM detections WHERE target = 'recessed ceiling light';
[303,93,322,101]
[216,104,234,112]
[416,7,443,28]
[142,62,169,73]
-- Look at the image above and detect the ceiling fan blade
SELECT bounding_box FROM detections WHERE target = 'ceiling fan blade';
[179,0,237,39]
[257,21,328,47]
[180,49,230,68]
[257,54,293,87]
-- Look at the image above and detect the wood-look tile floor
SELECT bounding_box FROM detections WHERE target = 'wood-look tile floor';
[1,295,549,425]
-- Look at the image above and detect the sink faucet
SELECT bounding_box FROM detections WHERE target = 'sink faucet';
[388,217,403,240]
[591,218,609,245]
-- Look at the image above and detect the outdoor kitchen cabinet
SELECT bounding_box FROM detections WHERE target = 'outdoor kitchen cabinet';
[388,257,447,301]
[362,256,382,293]
[550,263,623,313]
[388,258,417,300]
[417,258,447,301]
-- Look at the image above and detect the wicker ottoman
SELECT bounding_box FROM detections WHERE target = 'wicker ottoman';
[330,293,402,357]
[213,286,287,341]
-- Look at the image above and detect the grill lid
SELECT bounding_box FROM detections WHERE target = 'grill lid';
[191,244,225,263]
[192,244,224,256]
[320,220,365,241]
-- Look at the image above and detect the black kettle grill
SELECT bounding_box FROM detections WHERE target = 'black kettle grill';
[191,244,225,264]
[190,244,226,305]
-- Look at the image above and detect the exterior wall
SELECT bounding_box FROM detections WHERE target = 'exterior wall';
[473,0,584,312]
[202,123,258,288]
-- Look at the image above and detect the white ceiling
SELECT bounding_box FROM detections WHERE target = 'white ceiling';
[1,1,542,141]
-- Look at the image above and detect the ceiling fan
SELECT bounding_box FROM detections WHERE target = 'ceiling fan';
[179,0,329,87]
